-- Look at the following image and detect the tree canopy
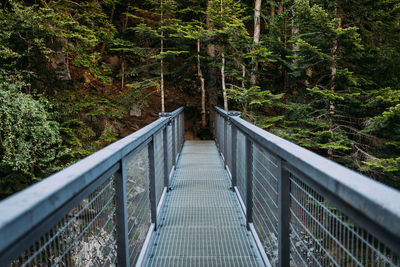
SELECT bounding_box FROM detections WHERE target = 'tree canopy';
[1,0,399,197]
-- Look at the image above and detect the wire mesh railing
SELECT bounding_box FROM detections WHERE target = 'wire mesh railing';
[215,107,400,267]
[0,107,184,267]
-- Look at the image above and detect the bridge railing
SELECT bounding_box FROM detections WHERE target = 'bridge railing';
[0,107,184,266]
[215,107,400,267]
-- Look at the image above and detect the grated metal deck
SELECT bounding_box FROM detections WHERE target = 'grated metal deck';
[143,141,264,267]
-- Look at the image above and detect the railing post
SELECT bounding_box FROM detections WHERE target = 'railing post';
[179,113,183,151]
[223,117,227,161]
[115,159,130,266]
[278,160,290,267]
[227,111,240,190]
[231,126,237,190]
[159,113,171,190]
[215,114,219,148]
[177,114,180,153]
[180,113,184,150]
[172,117,176,166]
[245,136,253,230]
[162,126,169,190]
[148,137,157,231]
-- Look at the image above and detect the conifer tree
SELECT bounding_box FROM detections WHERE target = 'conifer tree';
[207,0,248,111]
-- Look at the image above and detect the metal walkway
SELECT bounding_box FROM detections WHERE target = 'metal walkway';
[1,107,400,267]
[144,141,264,266]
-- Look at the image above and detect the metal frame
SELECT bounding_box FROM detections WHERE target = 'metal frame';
[231,123,238,190]
[0,107,184,266]
[277,160,290,267]
[246,136,253,230]
[148,137,157,230]
[116,159,130,266]
[215,106,400,266]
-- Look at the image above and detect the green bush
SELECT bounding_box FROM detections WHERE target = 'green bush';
[0,88,62,197]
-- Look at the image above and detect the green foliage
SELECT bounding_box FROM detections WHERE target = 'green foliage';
[0,82,62,196]
[152,50,189,60]
[1,0,400,199]
[72,53,113,85]
[228,85,283,113]
[366,104,400,136]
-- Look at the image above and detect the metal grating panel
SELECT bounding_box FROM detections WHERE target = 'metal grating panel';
[289,174,400,267]
[12,176,117,266]
[236,130,247,207]
[252,144,279,265]
[126,145,151,264]
[144,141,263,267]
[154,130,165,204]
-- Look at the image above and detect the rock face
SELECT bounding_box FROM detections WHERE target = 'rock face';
[103,56,121,73]
[51,53,71,80]
[130,104,142,117]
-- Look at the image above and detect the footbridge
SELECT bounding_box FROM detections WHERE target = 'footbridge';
[0,107,399,266]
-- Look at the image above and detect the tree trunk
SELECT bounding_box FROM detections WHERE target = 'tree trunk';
[121,57,125,90]
[241,64,246,88]
[271,3,275,20]
[242,65,248,114]
[292,1,299,66]
[160,0,165,112]
[305,68,312,86]
[278,0,287,92]
[99,4,115,56]
[221,53,228,111]
[160,43,165,113]
[251,0,262,86]
[121,6,129,90]
[279,0,283,18]
[207,0,218,132]
[330,6,342,102]
[328,6,343,160]
[197,40,206,127]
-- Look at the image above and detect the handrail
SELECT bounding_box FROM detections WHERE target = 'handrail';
[215,106,400,266]
[0,107,184,266]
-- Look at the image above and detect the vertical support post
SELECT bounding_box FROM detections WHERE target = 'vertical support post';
[148,137,157,231]
[180,113,183,150]
[245,136,253,230]
[177,114,180,153]
[115,160,130,266]
[223,117,227,162]
[179,113,182,152]
[181,113,184,151]
[163,126,169,190]
[227,111,240,189]
[159,112,172,181]
[215,114,219,148]
[181,112,185,150]
[171,117,176,166]
[278,160,290,267]
[231,126,237,189]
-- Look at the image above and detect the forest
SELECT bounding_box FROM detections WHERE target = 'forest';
[0,0,399,199]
